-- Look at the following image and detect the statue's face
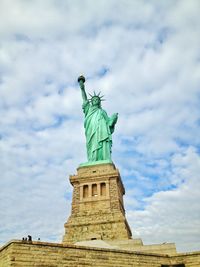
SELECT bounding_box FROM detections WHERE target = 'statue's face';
[91,96,101,107]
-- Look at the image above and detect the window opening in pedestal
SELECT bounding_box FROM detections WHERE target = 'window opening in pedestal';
[92,184,97,197]
[100,182,106,196]
[83,185,89,198]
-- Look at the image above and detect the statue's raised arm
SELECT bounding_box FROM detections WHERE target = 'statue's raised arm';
[78,75,118,165]
[78,75,87,103]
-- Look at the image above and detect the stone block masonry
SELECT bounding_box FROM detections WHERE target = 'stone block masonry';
[63,163,132,243]
[1,240,200,267]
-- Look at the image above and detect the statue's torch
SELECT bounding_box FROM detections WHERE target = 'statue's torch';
[78,75,86,89]
[78,75,87,101]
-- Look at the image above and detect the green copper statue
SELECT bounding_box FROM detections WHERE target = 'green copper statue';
[78,75,118,163]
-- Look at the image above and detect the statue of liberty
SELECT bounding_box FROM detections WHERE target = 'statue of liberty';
[78,75,118,163]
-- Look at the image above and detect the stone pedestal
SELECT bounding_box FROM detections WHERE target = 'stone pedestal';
[63,163,132,244]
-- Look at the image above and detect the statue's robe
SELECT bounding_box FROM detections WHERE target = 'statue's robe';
[82,100,115,162]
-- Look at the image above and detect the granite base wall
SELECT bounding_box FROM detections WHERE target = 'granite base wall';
[0,240,199,267]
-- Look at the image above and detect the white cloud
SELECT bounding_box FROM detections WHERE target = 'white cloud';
[127,147,200,252]
[0,0,200,252]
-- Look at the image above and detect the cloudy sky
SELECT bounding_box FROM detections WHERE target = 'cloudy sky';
[0,0,200,252]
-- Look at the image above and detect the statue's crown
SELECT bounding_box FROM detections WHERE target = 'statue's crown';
[88,91,105,102]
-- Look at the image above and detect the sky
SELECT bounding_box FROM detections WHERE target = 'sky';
[0,0,200,253]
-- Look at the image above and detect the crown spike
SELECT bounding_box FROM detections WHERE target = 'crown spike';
[88,91,106,103]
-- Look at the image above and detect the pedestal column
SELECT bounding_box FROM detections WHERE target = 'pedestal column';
[63,163,132,244]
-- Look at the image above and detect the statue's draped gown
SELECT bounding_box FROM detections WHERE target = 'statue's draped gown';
[83,100,115,162]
